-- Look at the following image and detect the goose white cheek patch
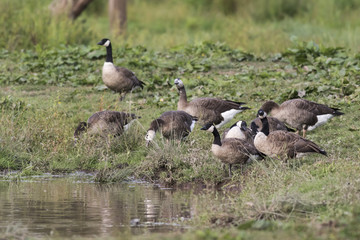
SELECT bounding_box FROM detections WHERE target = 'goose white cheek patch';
[145,130,156,141]
[190,120,196,132]
[104,40,110,47]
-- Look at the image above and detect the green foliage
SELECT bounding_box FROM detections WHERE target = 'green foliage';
[2,0,360,54]
[0,0,98,50]
[0,41,359,239]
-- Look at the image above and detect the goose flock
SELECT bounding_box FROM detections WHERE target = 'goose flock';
[75,38,345,177]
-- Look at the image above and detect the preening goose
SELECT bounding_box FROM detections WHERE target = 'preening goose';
[222,120,254,143]
[201,123,259,177]
[253,109,327,159]
[97,38,145,100]
[260,99,344,137]
[145,111,197,146]
[250,116,294,134]
[174,78,249,128]
[74,111,139,141]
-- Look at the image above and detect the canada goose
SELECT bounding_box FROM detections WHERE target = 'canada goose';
[253,109,327,159]
[222,120,254,143]
[250,116,295,134]
[74,111,139,141]
[260,99,344,137]
[97,38,145,100]
[174,78,249,128]
[201,123,259,177]
[145,111,197,146]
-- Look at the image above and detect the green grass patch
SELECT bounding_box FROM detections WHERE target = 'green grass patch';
[0,41,360,239]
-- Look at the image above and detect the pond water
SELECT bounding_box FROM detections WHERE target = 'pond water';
[0,172,209,238]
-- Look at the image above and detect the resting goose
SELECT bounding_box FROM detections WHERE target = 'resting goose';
[174,78,249,128]
[97,38,145,100]
[253,109,327,159]
[145,111,197,146]
[201,123,259,177]
[74,111,139,141]
[260,99,344,137]
[222,120,254,143]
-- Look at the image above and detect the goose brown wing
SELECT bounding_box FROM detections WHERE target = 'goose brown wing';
[252,117,289,132]
[223,138,258,156]
[116,66,144,88]
[159,111,194,133]
[267,130,295,143]
[191,98,243,113]
[283,99,339,115]
[293,137,326,154]
[89,111,134,127]
[266,131,298,157]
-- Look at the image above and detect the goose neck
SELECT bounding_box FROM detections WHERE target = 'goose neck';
[260,117,270,136]
[178,87,187,103]
[212,128,222,146]
[262,101,279,114]
[105,43,113,63]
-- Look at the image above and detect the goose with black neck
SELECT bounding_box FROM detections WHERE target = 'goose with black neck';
[174,78,249,128]
[201,123,259,177]
[97,38,145,101]
[253,109,327,159]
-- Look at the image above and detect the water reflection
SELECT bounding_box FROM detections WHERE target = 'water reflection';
[0,174,198,238]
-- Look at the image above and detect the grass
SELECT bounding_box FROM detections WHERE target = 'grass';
[1,0,360,238]
[3,0,360,54]
[1,39,360,238]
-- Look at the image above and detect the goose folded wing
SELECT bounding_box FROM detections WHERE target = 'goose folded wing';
[191,98,242,112]
[286,99,338,115]
[226,139,258,156]
[293,138,324,154]
[101,112,128,126]
[116,67,142,84]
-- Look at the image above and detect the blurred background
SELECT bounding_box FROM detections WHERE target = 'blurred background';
[1,0,360,53]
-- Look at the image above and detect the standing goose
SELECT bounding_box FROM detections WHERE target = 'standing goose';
[74,111,139,141]
[145,111,197,146]
[201,123,259,177]
[222,120,254,143]
[174,78,249,128]
[253,109,327,159]
[261,99,344,137]
[97,38,145,100]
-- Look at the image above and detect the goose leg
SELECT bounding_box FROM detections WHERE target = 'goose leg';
[119,92,127,101]
[302,127,307,138]
[228,164,232,178]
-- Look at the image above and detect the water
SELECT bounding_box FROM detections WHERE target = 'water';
[0,173,202,238]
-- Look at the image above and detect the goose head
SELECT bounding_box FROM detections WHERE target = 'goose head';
[174,78,184,89]
[257,109,267,119]
[97,38,111,47]
[200,123,215,132]
[236,120,248,131]
[145,130,156,147]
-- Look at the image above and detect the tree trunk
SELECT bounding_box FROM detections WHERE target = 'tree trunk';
[49,0,94,20]
[70,0,94,19]
[109,0,127,35]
